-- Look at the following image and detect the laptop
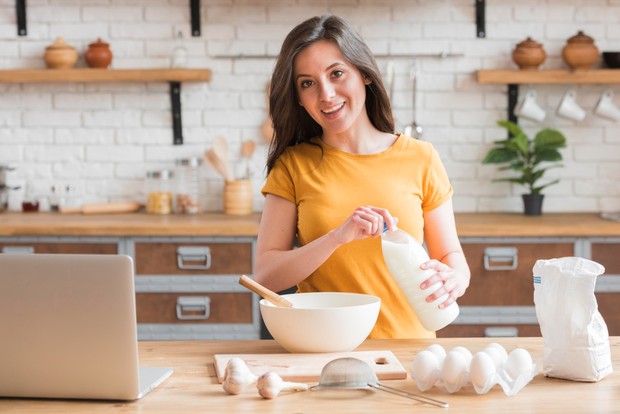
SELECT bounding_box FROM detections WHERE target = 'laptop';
[0,253,173,400]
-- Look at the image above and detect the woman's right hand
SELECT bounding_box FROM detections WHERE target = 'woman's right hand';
[329,206,396,245]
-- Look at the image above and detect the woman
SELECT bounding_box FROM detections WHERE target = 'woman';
[254,15,470,339]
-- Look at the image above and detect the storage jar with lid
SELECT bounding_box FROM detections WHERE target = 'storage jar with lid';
[562,30,600,70]
[44,37,78,69]
[146,169,174,215]
[512,37,547,70]
[85,38,113,68]
[174,157,203,214]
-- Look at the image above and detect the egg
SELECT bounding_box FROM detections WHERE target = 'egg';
[450,346,473,368]
[411,350,440,389]
[504,348,533,380]
[425,344,447,365]
[485,343,508,362]
[470,351,496,390]
[482,345,508,371]
[441,350,467,386]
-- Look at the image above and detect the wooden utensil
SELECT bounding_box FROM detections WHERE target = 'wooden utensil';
[59,201,141,214]
[212,136,234,180]
[239,275,293,308]
[240,140,255,179]
[204,148,233,182]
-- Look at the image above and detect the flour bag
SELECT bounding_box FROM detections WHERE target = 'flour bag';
[533,257,612,382]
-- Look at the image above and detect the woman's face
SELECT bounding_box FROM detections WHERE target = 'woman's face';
[293,39,368,136]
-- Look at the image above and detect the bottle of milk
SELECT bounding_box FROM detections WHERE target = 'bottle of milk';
[381,226,459,331]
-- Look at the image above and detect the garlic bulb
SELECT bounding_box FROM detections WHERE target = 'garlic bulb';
[222,357,258,395]
[256,371,308,399]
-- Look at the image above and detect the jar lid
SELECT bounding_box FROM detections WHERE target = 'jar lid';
[515,37,543,48]
[147,169,174,180]
[175,157,203,167]
[46,37,76,51]
[89,38,110,48]
[567,30,595,44]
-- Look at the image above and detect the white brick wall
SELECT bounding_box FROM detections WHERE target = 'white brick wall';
[1,0,619,213]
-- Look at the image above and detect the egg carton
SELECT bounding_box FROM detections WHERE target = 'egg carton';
[411,343,540,396]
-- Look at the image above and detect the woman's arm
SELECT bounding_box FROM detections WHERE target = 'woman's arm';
[253,194,396,292]
[421,198,471,308]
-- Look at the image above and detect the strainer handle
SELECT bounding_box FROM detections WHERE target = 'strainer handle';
[371,383,448,408]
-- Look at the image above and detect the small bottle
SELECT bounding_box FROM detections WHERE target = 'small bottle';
[21,182,39,213]
[49,184,62,212]
[174,157,203,214]
[381,226,459,331]
[170,30,188,68]
[146,169,173,215]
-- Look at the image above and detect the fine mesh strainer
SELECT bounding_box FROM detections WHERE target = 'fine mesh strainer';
[311,357,448,408]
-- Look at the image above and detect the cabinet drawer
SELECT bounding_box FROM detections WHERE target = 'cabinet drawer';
[0,242,117,255]
[460,242,574,306]
[136,292,253,324]
[591,243,620,274]
[134,242,252,275]
[437,324,541,338]
[596,292,620,336]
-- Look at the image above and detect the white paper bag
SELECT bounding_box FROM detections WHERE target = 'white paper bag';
[533,257,612,382]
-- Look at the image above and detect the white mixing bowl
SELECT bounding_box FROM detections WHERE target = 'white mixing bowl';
[260,292,381,353]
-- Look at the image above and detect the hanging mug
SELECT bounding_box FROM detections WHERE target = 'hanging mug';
[557,90,586,122]
[515,90,546,122]
[594,90,620,121]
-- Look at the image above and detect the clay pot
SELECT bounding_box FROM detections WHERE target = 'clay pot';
[512,37,547,70]
[562,30,600,70]
[85,38,113,69]
[44,37,78,69]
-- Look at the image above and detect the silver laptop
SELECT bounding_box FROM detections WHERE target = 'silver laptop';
[0,253,172,400]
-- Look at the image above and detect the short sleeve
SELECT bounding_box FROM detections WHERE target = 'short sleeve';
[421,147,453,212]
[261,155,296,204]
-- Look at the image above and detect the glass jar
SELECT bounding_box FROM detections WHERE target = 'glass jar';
[146,169,174,215]
[174,157,203,214]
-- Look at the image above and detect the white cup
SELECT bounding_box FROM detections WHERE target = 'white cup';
[594,90,620,121]
[557,89,586,122]
[514,90,546,122]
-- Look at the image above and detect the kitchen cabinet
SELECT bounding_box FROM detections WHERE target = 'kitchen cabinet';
[0,238,119,255]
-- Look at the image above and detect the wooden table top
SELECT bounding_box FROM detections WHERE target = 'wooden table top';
[1,337,617,413]
[1,212,619,237]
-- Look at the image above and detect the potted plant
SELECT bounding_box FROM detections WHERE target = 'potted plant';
[481,120,567,215]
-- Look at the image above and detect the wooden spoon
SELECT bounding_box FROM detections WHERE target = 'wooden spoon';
[204,148,233,181]
[240,140,256,179]
[212,136,234,181]
[239,275,293,308]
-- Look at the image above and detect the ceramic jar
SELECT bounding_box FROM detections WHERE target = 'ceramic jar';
[44,37,78,69]
[512,37,546,70]
[85,38,113,69]
[562,30,599,70]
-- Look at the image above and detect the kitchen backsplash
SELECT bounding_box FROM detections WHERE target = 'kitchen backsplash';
[0,0,619,213]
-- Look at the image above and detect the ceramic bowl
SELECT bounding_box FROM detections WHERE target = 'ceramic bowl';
[260,292,380,353]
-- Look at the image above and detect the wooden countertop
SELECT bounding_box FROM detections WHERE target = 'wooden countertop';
[1,337,617,413]
[0,212,619,237]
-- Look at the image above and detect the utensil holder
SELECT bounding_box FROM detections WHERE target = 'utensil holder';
[224,179,253,215]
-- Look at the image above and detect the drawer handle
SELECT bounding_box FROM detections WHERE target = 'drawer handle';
[176,296,211,320]
[2,246,34,254]
[484,327,518,337]
[176,246,212,270]
[483,247,518,271]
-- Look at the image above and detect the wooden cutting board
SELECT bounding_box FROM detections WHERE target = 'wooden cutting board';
[214,350,407,383]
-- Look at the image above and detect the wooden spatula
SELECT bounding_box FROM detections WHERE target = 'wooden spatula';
[239,275,293,308]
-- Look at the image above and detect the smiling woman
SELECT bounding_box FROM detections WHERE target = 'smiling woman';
[253,15,471,340]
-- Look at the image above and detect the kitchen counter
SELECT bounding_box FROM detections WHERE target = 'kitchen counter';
[1,337,617,413]
[1,212,619,237]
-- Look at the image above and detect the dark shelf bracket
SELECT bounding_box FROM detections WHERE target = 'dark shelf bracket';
[476,0,485,38]
[170,82,183,145]
[16,0,27,36]
[190,0,201,37]
[507,83,519,137]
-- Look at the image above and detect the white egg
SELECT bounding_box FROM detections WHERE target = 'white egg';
[412,350,440,386]
[450,346,473,367]
[470,351,496,389]
[485,342,508,362]
[504,348,533,380]
[425,344,447,365]
[441,351,467,386]
[482,345,507,371]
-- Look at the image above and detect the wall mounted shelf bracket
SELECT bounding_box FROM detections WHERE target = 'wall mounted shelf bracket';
[16,0,27,36]
[476,0,485,38]
[190,0,201,37]
[170,82,183,145]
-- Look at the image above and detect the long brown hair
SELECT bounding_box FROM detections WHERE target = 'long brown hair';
[266,14,395,173]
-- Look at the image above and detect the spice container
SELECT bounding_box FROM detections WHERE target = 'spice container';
[174,157,203,214]
[562,30,599,70]
[85,38,113,68]
[146,169,173,215]
[512,37,546,70]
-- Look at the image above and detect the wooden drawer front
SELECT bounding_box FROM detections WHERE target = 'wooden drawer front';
[437,324,541,338]
[591,243,620,274]
[597,293,620,336]
[460,242,574,306]
[0,242,117,255]
[136,292,252,324]
[134,242,252,275]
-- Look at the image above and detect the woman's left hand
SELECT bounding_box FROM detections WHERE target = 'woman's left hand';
[419,259,469,309]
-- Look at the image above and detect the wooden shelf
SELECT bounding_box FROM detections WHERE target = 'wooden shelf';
[0,68,212,84]
[478,69,620,85]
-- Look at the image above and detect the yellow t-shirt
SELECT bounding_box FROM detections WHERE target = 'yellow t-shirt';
[261,134,453,338]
